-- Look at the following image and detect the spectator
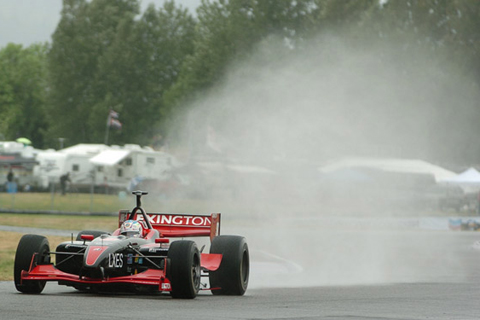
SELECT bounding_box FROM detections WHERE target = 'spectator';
[60,172,71,195]
[7,168,13,183]
[5,168,17,193]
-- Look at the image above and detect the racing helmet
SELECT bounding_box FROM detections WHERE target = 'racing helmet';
[120,220,143,238]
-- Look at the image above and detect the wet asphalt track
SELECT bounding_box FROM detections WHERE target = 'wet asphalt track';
[1,278,480,320]
[2,223,480,320]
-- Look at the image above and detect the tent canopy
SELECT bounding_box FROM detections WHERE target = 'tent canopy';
[319,157,456,182]
[440,167,480,184]
[89,149,130,166]
[16,137,31,145]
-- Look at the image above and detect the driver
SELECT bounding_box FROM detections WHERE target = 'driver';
[120,220,143,238]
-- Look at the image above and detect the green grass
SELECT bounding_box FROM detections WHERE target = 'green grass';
[0,192,244,215]
[0,232,70,281]
[0,214,119,230]
[0,192,129,281]
[0,192,129,213]
[0,210,121,281]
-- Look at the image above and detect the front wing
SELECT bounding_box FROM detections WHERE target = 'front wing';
[22,259,173,290]
[20,252,222,292]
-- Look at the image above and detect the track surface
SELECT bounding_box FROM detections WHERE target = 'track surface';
[1,279,480,320]
[2,223,480,320]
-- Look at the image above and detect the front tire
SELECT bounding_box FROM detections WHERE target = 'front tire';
[14,234,50,294]
[167,240,201,299]
[209,235,249,295]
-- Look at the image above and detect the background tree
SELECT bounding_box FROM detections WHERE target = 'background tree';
[0,0,479,165]
[163,0,322,151]
[165,0,480,165]
[0,43,48,146]
[164,0,320,112]
[357,0,480,164]
[46,0,140,146]
[91,0,195,146]
[46,0,195,147]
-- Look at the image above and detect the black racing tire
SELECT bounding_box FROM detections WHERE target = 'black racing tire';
[209,235,249,295]
[75,230,109,241]
[14,234,50,294]
[167,240,201,299]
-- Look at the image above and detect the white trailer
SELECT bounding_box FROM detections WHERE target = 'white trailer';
[89,144,177,190]
[33,144,109,190]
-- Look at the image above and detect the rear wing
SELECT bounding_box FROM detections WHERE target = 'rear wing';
[118,210,221,241]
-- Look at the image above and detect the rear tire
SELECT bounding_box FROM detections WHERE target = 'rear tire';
[209,235,249,295]
[14,234,50,294]
[167,240,200,299]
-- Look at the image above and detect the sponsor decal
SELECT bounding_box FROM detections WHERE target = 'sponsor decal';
[40,159,59,173]
[108,253,124,268]
[127,253,133,265]
[149,247,168,253]
[86,246,107,266]
[138,214,212,227]
[133,255,143,265]
[161,283,171,290]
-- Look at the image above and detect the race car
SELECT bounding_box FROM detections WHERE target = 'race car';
[14,190,249,298]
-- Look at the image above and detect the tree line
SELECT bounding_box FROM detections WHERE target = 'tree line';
[0,0,479,164]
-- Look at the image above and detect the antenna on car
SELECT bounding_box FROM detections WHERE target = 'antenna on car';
[132,190,148,208]
[128,190,152,229]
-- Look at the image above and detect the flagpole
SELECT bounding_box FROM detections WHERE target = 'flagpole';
[105,109,121,145]
[104,113,111,145]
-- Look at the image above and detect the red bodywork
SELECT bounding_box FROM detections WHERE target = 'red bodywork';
[20,212,223,292]
[117,210,221,241]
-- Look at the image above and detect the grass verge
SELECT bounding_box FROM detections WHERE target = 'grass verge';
[0,213,119,230]
[0,211,122,282]
[0,192,128,213]
[0,231,70,281]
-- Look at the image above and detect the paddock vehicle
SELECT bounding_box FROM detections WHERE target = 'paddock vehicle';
[14,191,249,298]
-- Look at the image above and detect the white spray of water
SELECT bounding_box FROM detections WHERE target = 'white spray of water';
[151,33,479,288]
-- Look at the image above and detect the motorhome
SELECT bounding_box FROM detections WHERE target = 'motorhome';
[33,144,109,190]
[89,144,178,191]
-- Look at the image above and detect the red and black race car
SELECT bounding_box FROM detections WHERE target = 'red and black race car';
[14,191,249,299]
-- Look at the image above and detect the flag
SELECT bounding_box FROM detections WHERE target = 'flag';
[107,109,122,129]
[109,118,122,129]
[109,109,119,118]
